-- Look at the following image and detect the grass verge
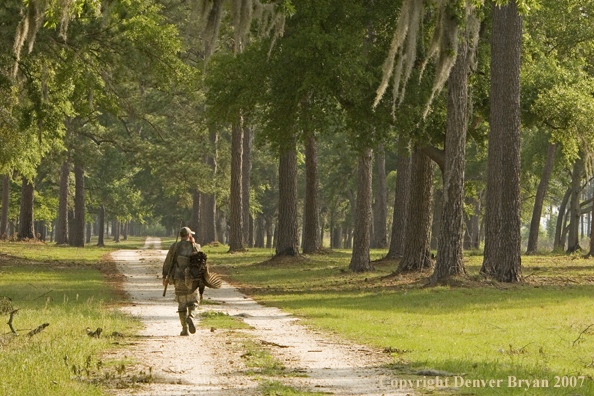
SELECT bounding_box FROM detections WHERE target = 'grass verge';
[198,310,253,330]
[202,245,594,396]
[259,379,326,396]
[0,242,141,395]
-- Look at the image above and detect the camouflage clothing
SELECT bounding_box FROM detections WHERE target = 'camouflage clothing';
[162,239,200,335]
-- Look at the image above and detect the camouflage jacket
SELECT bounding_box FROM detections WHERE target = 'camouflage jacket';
[162,240,200,282]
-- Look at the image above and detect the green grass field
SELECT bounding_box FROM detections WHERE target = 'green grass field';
[0,239,144,396]
[203,246,594,395]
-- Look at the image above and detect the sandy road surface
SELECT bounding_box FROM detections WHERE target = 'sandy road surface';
[106,238,411,395]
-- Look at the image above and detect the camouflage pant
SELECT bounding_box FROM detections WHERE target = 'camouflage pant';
[174,279,198,311]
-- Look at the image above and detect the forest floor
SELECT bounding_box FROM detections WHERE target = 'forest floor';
[104,238,410,396]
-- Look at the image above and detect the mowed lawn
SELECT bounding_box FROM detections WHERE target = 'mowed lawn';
[204,246,594,395]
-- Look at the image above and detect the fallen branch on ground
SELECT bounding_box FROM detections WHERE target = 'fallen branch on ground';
[7,309,20,335]
[573,324,594,346]
[28,323,49,337]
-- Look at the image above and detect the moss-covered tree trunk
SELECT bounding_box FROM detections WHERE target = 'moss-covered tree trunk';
[17,178,35,240]
[229,120,244,252]
[526,143,556,254]
[432,33,469,283]
[350,147,375,272]
[55,160,69,245]
[398,150,434,272]
[275,139,299,257]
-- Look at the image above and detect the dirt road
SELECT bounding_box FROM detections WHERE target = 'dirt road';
[106,238,410,395]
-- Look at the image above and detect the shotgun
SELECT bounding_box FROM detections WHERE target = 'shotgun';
[163,220,183,297]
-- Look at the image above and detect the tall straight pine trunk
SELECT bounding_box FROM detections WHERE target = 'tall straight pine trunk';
[242,126,253,247]
[202,128,218,244]
[484,0,523,282]
[56,160,69,244]
[386,140,411,259]
[17,178,35,240]
[349,147,374,272]
[275,138,299,257]
[1,175,9,239]
[71,161,85,247]
[432,30,469,282]
[303,132,320,254]
[526,143,556,254]
[229,119,244,252]
[97,205,105,247]
[372,144,387,249]
[398,149,434,272]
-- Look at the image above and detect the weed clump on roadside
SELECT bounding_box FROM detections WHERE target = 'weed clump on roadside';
[0,296,13,313]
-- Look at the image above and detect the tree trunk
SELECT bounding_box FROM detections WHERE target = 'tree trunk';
[265,216,273,249]
[567,155,584,253]
[350,147,375,272]
[275,140,299,257]
[554,188,571,249]
[71,161,85,247]
[255,214,265,247]
[203,128,218,244]
[372,144,388,249]
[86,222,92,244]
[113,219,120,242]
[17,178,35,240]
[1,174,9,239]
[526,143,557,254]
[97,205,105,247]
[319,216,325,248]
[431,189,443,250]
[491,0,523,282]
[303,132,320,254]
[432,35,469,282]
[229,120,244,252]
[398,149,434,272]
[55,160,69,244]
[242,126,253,247]
[122,220,128,240]
[190,189,201,240]
[386,141,411,259]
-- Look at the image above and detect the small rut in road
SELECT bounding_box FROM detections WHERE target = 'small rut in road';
[105,237,410,396]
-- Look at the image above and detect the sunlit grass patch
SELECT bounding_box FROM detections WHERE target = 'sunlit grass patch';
[259,379,326,396]
[0,236,147,264]
[0,251,140,396]
[207,247,594,395]
[198,310,252,329]
[241,340,287,376]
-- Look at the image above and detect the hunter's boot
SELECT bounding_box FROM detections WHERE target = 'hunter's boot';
[178,308,189,336]
[186,304,196,334]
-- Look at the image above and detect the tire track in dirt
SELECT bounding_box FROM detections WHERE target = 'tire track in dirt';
[105,238,410,395]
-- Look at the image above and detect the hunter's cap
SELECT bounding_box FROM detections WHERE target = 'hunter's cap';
[180,227,195,238]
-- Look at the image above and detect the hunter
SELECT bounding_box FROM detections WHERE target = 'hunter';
[162,226,201,336]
